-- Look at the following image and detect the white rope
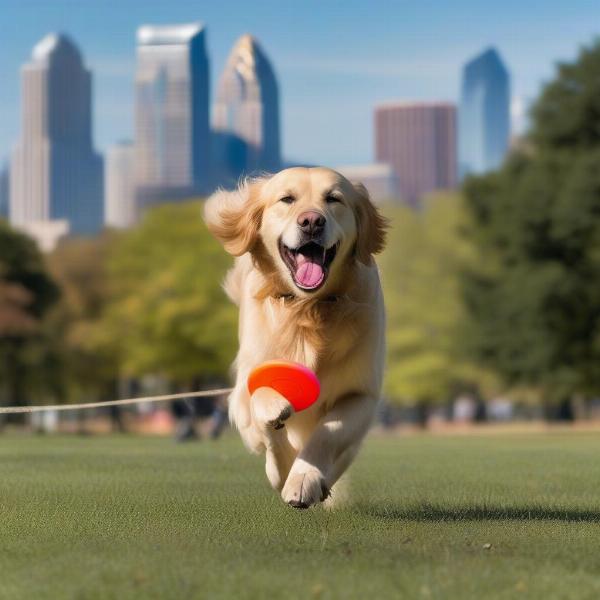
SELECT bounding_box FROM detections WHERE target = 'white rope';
[0,388,233,415]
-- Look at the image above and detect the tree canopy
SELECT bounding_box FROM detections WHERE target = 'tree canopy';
[463,39,600,401]
[0,221,59,405]
[46,233,120,401]
[380,194,495,406]
[102,201,237,384]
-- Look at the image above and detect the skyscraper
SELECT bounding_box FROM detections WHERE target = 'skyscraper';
[10,33,103,235]
[213,34,280,183]
[105,142,136,228]
[374,102,457,206]
[459,47,510,177]
[135,23,210,209]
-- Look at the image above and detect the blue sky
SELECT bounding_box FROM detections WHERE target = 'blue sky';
[0,0,599,166]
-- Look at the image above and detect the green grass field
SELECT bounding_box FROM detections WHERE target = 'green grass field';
[3,431,600,599]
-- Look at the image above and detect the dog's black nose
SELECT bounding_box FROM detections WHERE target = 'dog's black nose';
[297,211,326,235]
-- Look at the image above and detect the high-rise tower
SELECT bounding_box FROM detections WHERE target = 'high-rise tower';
[459,48,510,177]
[135,23,210,209]
[10,33,103,235]
[213,34,280,182]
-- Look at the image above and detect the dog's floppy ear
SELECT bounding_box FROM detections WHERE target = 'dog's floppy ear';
[352,183,388,265]
[204,178,266,256]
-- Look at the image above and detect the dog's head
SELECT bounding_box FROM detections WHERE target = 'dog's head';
[205,167,387,297]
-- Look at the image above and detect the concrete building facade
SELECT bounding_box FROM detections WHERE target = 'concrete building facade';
[105,142,136,228]
[375,101,457,206]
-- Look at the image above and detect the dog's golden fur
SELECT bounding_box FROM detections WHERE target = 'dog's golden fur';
[205,167,387,508]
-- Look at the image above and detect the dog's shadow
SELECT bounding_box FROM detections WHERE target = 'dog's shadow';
[355,502,600,523]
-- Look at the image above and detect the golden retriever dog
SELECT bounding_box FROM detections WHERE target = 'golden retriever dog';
[204,167,387,508]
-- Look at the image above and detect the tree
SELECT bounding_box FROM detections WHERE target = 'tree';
[380,194,495,418]
[102,201,237,385]
[46,233,120,402]
[463,40,600,407]
[0,221,59,407]
[530,39,600,152]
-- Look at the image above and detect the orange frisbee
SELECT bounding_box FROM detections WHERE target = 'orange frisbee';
[247,360,320,412]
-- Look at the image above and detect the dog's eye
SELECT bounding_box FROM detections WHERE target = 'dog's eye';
[326,194,342,204]
[279,196,295,204]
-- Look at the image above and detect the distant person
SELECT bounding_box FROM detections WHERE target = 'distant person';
[109,405,127,433]
[171,399,197,442]
[210,395,228,440]
[170,395,228,442]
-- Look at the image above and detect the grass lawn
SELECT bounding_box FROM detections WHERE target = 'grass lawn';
[3,431,600,599]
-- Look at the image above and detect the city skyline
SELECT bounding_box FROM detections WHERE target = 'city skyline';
[0,1,598,166]
[6,25,286,242]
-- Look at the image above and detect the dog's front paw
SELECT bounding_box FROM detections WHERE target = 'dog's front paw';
[251,387,294,432]
[282,463,329,509]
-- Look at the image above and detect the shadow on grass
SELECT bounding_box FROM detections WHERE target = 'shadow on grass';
[356,503,600,523]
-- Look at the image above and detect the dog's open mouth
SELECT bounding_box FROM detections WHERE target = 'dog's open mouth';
[279,240,339,291]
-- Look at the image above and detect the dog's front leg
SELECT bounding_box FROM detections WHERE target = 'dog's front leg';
[282,394,376,508]
[251,387,297,491]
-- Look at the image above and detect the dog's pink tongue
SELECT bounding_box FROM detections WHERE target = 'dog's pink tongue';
[295,255,324,288]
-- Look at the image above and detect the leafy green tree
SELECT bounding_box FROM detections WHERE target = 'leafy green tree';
[0,221,59,406]
[46,233,120,402]
[381,194,496,416]
[530,39,600,152]
[103,201,237,385]
[463,40,600,407]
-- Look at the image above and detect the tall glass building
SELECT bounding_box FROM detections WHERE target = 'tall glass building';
[10,33,103,235]
[213,34,280,183]
[135,23,210,208]
[459,47,510,178]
